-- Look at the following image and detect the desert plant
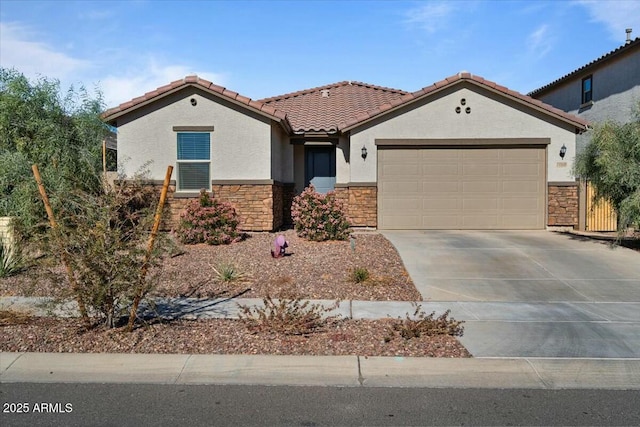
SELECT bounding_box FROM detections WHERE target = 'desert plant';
[291,185,351,241]
[391,304,464,339]
[42,181,170,328]
[175,190,241,245]
[350,266,370,284]
[238,294,341,336]
[212,261,245,283]
[0,236,25,278]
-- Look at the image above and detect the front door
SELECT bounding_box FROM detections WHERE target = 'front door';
[305,146,336,194]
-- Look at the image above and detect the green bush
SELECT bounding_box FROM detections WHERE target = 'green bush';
[175,190,241,245]
[291,185,351,241]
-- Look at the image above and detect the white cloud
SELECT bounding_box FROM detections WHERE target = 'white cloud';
[0,21,90,81]
[527,24,553,59]
[100,59,227,108]
[576,0,640,42]
[404,2,455,33]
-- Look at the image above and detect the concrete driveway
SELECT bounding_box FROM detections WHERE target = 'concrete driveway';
[382,230,640,358]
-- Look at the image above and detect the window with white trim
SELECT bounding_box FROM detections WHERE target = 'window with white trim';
[176,132,210,191]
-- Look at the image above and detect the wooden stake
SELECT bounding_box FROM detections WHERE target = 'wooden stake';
[32,164,90,327]
[127,165,173,331]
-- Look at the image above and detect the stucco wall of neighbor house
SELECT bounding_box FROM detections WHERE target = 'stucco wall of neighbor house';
[116,87,272,184]
[348,84,578,183]
[533,46,640,153]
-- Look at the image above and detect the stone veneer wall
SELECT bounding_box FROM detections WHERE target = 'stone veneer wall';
[548,183,579,228]
[136,181,284,232]
[211,184,276,231]
[334,185,377,227]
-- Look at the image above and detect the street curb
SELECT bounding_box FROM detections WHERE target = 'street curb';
[2,352,639,389]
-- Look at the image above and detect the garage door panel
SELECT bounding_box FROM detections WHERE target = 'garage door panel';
[463,215,499,228]
[381,181,421,193]
[463,198,499,210]
[463,181,499,193]
[422,181,460,192]
[503,181,540,193]
[378,146,545,230]
[423,198,460,210]
[422,164,460,175]
[503,163,541,176]
[463,164,501,176]
[421,216,462,228]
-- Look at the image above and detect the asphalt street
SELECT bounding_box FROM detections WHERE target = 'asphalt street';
[2,383,640,426]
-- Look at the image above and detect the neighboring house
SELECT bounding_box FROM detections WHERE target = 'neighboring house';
[529,34,640,154]
[102,72,588,232]
[529,33,640,230]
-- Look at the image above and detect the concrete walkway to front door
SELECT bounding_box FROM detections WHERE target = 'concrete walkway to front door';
[382,230,640,358]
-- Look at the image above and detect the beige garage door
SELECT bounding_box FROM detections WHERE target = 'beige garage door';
[378,147,546,229]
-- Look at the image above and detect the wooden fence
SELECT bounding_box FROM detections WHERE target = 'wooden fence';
[586,182,617,231]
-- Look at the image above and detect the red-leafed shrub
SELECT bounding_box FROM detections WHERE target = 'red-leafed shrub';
[175,190,241,245]
[291,185,351,241]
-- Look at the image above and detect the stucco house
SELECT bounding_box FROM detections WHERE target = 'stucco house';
[529,33,640,230]
[102,72,588,232]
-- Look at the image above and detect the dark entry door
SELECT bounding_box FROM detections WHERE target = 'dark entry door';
[305,146,336,194]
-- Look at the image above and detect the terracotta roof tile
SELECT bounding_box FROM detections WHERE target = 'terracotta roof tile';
[102,75,289,128]
[259,81,408,133]
[529,37,640,96]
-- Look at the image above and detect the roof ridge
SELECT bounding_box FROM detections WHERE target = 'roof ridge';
[528,37,640,96]
[102,75,290,124]
[259,80,408,103]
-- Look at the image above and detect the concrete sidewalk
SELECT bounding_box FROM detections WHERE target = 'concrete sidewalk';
[2,352,639,389]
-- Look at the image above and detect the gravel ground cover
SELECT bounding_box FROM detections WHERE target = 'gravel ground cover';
[0,314,470,357]
[0,230,472,357]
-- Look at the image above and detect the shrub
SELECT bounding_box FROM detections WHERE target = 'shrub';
[350,266,370,284]
[291,185,351,241]
[238,294,341,336]
[43,183,171,328]
[391,304,464,339]
[175,190,241,245]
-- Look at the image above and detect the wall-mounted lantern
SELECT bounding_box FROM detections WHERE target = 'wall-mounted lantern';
[559,144,567,159]
[361,146,368,160]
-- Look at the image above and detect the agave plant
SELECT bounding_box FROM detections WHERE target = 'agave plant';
[0,236,25,278]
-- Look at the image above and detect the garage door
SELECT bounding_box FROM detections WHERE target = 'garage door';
[378,146,546,229]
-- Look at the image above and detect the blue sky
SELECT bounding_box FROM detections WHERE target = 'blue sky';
[1,0,639,109]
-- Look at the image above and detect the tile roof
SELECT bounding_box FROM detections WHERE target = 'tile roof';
[340,72,590,131]
[102,73,588,134]
[101,75,289,127]
[528,37,640,97]
[259,81,408,134]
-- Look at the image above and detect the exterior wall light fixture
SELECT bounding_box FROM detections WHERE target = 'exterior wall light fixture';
[560,144,567,159]
[361,146,368,159]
